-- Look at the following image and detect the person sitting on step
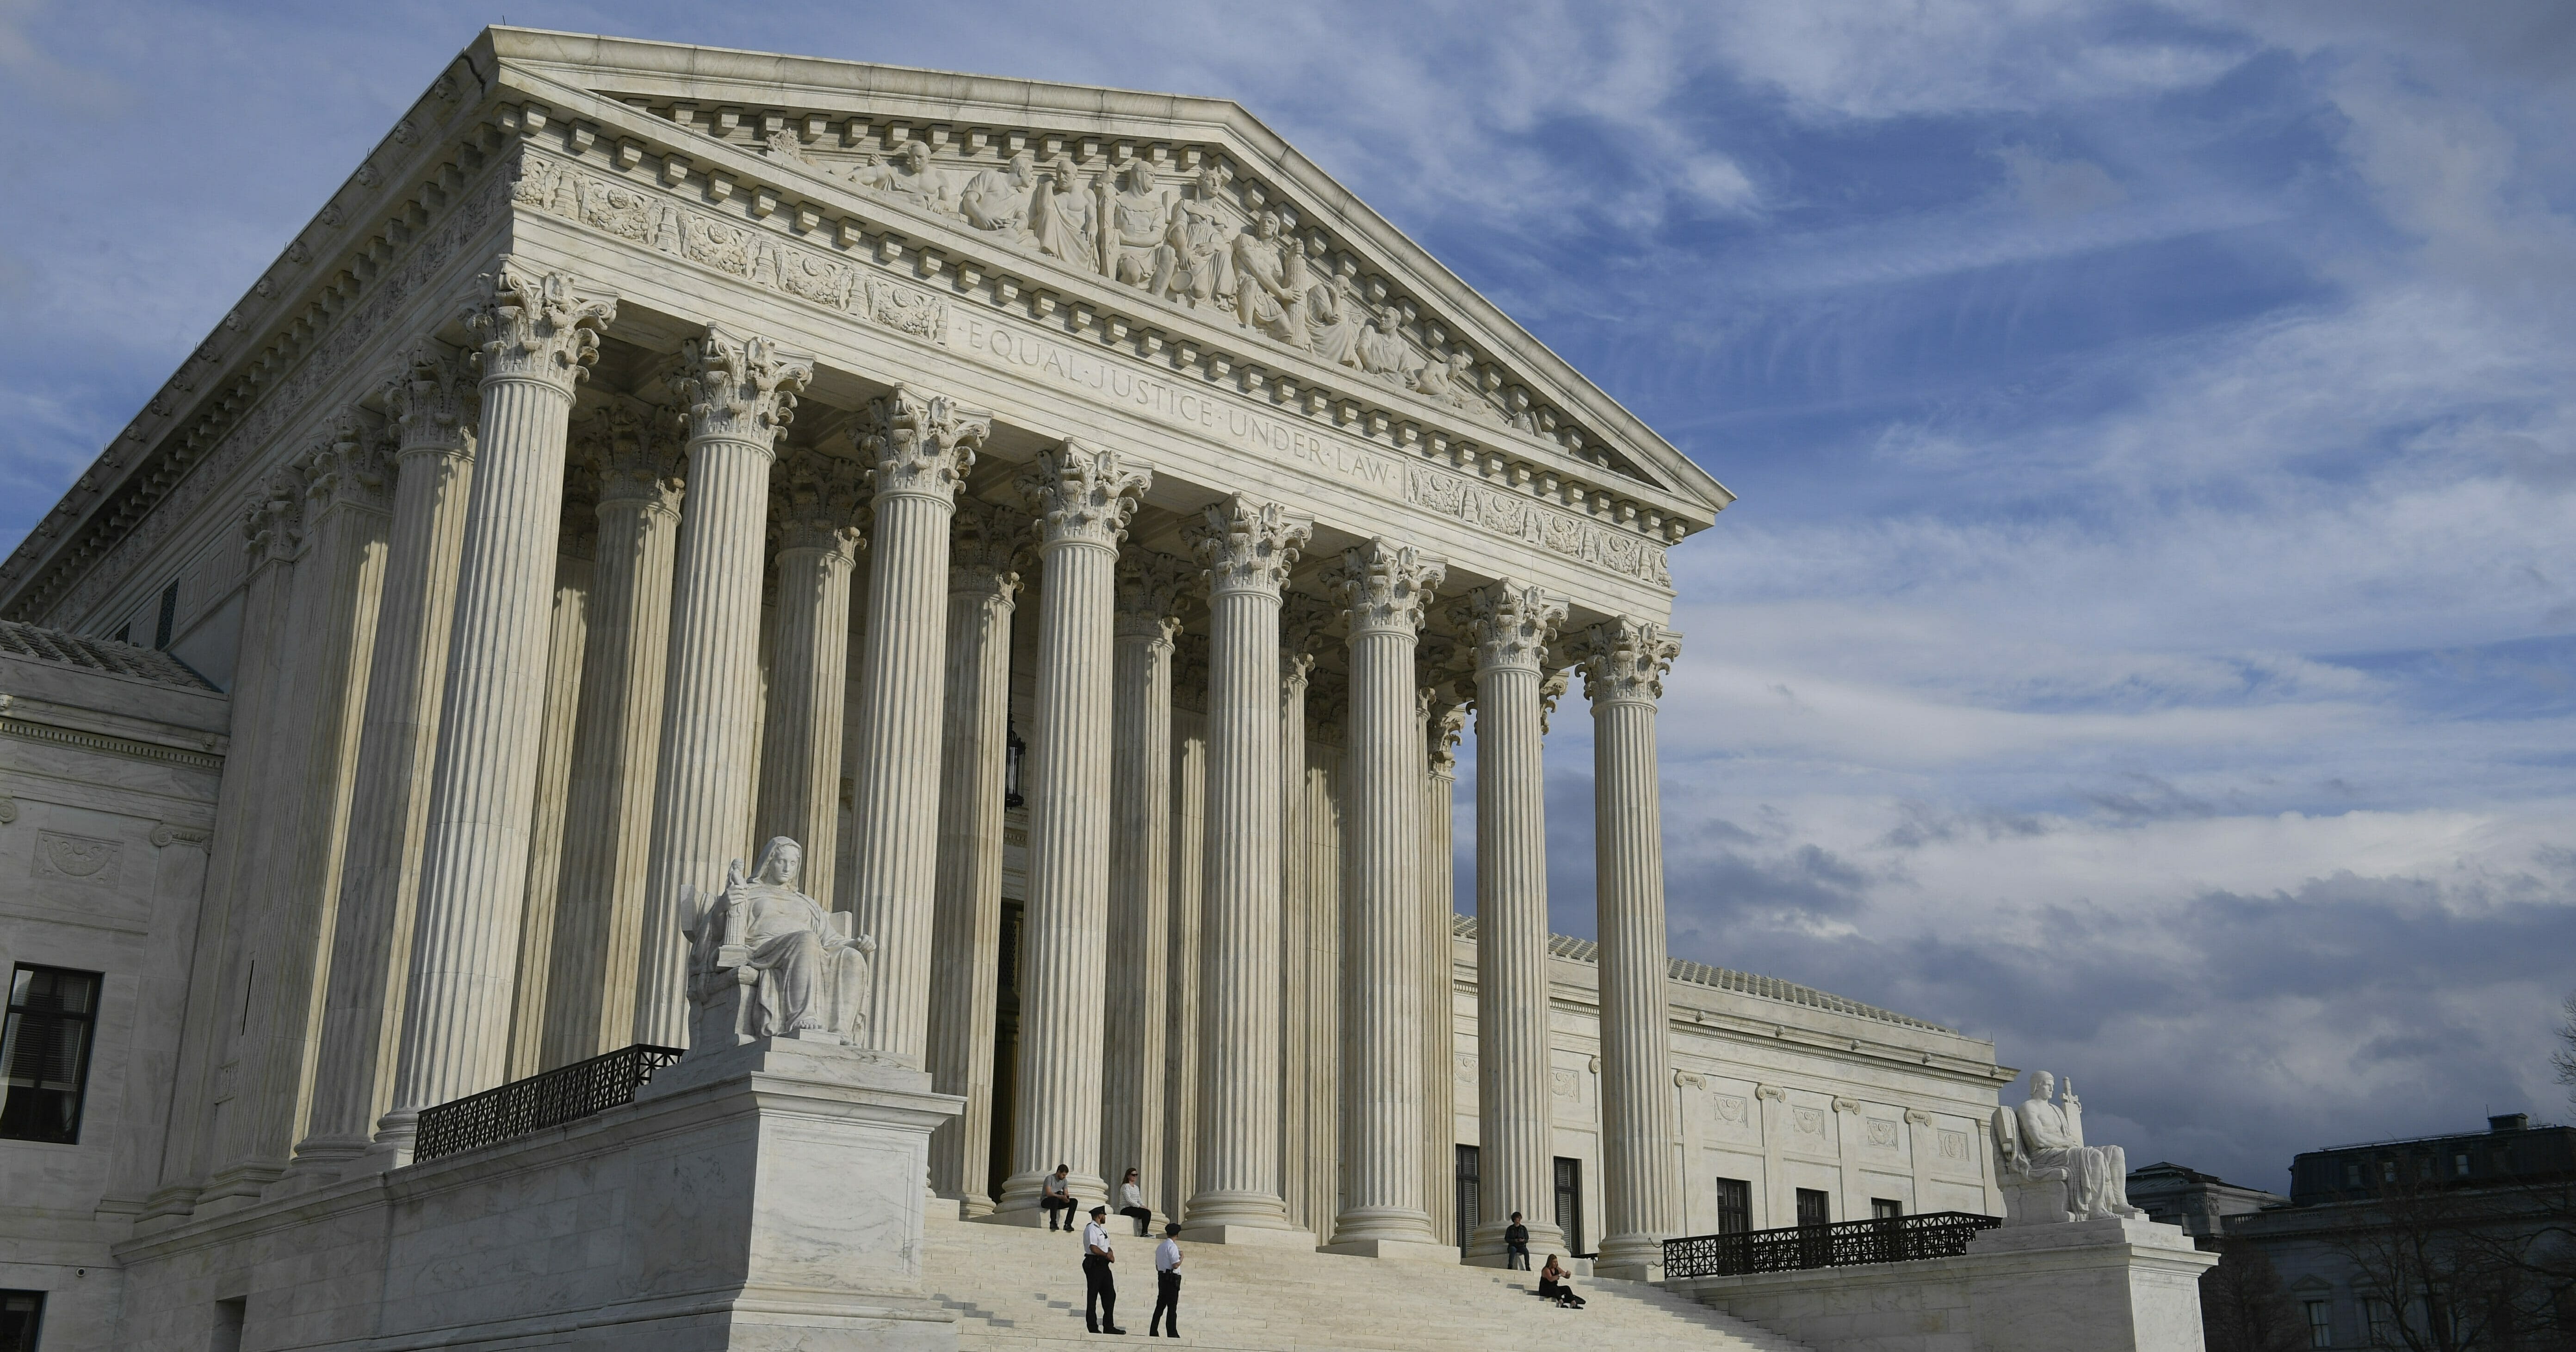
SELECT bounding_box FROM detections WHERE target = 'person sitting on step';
[1040,1164,1077,1231]
[1537,1254,1585,1309]
[1118,1167,1155,1236]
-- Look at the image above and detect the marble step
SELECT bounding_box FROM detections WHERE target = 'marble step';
[923,1216,1807,1352]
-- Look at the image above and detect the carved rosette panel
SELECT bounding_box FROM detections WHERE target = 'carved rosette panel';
[1114,547,1191,642]
[585,403,687,511]
[462,254,619,390]
[1448,579,1566,676]
[34,830,123,886]
[669,323,813,450]
[301,408,394,516]
[1327,539,1444,639]
[384,340,479,457]
[1574,617,1683,707]
[771,448,867,557]
[1017,439,1150,550]
[859,384,991,504]
[1186,496,1310,600]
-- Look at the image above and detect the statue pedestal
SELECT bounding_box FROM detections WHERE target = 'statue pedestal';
[113,1037,963,1351]
[1662,1215,2216,1352]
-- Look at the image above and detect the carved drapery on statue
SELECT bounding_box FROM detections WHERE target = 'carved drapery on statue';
[681,837,875,1053]
[1990,1070,2145,1225]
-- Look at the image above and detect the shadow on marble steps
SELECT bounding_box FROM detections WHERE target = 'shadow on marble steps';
[925,1212,1808,1352]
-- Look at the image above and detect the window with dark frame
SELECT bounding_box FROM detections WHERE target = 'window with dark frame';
[2,965,104,1145]
[2304,1299,2331,1348]
[1553,1156,1584,1256]
[1795,1188,1831,1228]
[0,1289,42,1352]
[1713,1177,1752,1235]
[1870,1197,1904,1220]
[1454,1144,1480,1248]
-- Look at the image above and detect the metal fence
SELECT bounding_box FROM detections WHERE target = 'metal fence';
[414,1043,684,1163]
[1662,1210,2002,1279]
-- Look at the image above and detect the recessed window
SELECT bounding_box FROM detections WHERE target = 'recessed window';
[2,965,103,1144]
[2381,1161,2398,1183]
[1553,1156,1585,1256]
[0,1290,43,1352]
[1795,1188,1831,1228]
[1713,1177,1751,1235]
[2344,1162,2362,1186]
[2304,1298,2331,1348]
[2366,1297,2395,1344]
[2416,1157,2433,1180]
[1871,1198,1904,1220]
[2455,1153,2471,1176]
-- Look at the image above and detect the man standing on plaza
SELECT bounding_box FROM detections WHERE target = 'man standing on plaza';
[1082,1204,1125,1334]
[1149,1222,1183,1337]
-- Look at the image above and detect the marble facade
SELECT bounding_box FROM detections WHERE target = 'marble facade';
[0,27,2053,1351]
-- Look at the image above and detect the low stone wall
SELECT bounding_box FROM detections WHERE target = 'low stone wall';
[1662,1216,2216,1352]
[112,1038,961,1351]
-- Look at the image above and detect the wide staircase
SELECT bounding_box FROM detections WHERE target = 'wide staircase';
[921,1213,1807,1351]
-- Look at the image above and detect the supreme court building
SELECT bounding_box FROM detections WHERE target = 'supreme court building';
[0,30,2020,1351]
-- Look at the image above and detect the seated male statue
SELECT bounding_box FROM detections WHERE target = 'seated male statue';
[1990,1070,2145,1224]
[683,836,873,1049]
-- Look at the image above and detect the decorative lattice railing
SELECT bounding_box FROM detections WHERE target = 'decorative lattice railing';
[414,1043,684,1162]
[1661,1210,2002,1278]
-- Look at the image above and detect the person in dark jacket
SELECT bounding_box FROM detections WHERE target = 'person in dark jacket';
[1504,1212,1531,1270]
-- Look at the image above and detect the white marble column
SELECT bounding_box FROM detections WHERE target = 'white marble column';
[1102,547,1188,1208]
[1162,640,1209,1224]
[631,326,813,1050]
[295,344,476,1173]
[998,441,1151,1217]
[541,405,684,1065]
[506,528,592,1080]
[848,386,992,1063]
[1275,595,1327,1233]
[1576,618,1684,1278]
[1325,542,1449,1257]
[753,448,867,904]
[1421,679,1470,1244]
[379,259,616,1154]
[1448,579,1568,1261]
[1182,496,1312,1243]
[927,497,1023,1215]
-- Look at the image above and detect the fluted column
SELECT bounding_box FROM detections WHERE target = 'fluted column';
[1182,496,1313,1242]
[507,523,593,1080]
[632,324,814,1049]
[1102,548,1188,1207]
[1325,542,1448,1256]
[1576,618,1684,1278]
[927,498,1023,1215]
[1162,640,1209,1224]
[1449,579,1568,1262]
[379,259,615,1154]
[754,448,867,904]
[997,441,1151,1217]
[1274,596,1326,1232]
[848,386,992,1062]
[295,345,477,1173]
[1419,665,1471,1244]
[540,406,684,1066]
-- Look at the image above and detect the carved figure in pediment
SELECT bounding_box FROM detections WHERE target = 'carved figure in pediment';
[1028,157,1096,266]
[1307,250,1367,367]
[960,150,1041,235]
[852,138,955,216]
[1412,350,1499,423]
[1355,300,1421,383]
[1152,168,1236,308]
[1231,212,1299,341]
[1104,160,1177,287]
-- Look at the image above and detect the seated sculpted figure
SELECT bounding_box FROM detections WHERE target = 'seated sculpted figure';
[1990,1070,2144,1224]
[683,837,873,1049]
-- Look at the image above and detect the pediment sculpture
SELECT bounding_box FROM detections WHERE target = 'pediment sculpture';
[679,836,873,1052]
[1989,1070,2146,1225]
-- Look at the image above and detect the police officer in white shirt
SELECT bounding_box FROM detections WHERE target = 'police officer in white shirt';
[1149,1222,1183,1338]
[1081,1205,1124,1334]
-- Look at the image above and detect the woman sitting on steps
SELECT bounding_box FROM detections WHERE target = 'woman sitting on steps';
[1536,1255,1585,1309]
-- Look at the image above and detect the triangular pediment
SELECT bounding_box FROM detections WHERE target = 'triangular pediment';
[484,28,1732,524]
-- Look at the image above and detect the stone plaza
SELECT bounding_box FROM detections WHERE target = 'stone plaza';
[0,28,2213,1352]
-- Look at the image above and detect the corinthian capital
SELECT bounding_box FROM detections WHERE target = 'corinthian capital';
[1116,548,1192,642]
[1327,540,1445,639]
[1186,495,1310,600]
[1018,439,1151,550]
[1280,593,1335,684]
[951,495,1031,599]
[1574,617,1683,706]
[860,383,991,503]
[1447,579,1566,675]
[771,448,867,557]
[382,340,477,457]
[461,255,617,389]
[241,463,309,566]
[669,323,813,449]
[302,408,394,516]
[581,403,685,512]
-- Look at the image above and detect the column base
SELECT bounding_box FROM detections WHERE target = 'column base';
[1177,1222,1318,1249]
[1319,1237,1461,1263]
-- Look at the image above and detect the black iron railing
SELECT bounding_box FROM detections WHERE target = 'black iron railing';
[1662,1210,2001,1279]
[414,1043,684,1162]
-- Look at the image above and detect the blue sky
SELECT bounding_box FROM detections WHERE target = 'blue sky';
[4,1,2572,1190]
